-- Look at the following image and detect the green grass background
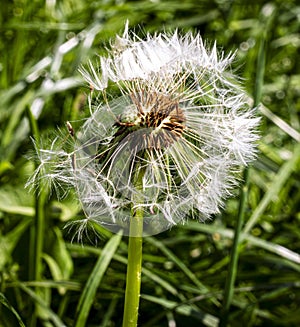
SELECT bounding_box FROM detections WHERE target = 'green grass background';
[0,0,299,326]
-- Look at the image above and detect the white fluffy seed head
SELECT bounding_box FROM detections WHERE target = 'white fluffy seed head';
[29,27,260,237]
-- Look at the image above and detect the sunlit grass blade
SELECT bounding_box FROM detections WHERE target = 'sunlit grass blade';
[184,222,300,268]
[141,294,219,327]
[244,142,300,234]
[74,232,123,327]
[1,91,35,161]
[146,236,215,297]
[67,242,180,297]
[259,104,300,142]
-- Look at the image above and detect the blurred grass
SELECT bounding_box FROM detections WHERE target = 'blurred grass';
[0,0,299,326]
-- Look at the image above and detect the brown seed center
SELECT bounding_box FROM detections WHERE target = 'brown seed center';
[113,91,185,151]
[131,91,185,147]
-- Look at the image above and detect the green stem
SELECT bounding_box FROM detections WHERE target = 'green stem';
[122,163,145,327]
[34,188,47,282]
[219,169,249,327]
[219,32,266,327]
[26,105,46,326]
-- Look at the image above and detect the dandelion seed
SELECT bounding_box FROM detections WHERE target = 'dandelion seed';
[29,27,260,237]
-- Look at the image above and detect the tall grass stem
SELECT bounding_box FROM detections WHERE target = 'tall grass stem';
[219,36,266,326]
[26,106,47,326]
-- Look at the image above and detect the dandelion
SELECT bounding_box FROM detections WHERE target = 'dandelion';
[74,27,260,236]
[27,24,260,327]
[28,27,259,237]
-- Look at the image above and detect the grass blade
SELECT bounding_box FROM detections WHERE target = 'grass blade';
[244,142,300,234]
[0,293,26,327]
[146,236,213,294]
[220,24,267,324]
[141,294,219,327]
[17,284,66,327]
[74,232,123,327]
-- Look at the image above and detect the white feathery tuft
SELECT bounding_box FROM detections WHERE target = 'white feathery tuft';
[28,26,260,237]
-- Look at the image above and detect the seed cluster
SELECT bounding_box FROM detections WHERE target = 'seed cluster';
[115,92,186,150]
[27,29,260,236]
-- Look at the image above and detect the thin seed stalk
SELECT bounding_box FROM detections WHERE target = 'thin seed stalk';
[122,161,146,327]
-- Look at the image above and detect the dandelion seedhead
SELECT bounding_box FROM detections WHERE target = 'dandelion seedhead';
[28,26,260,236]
